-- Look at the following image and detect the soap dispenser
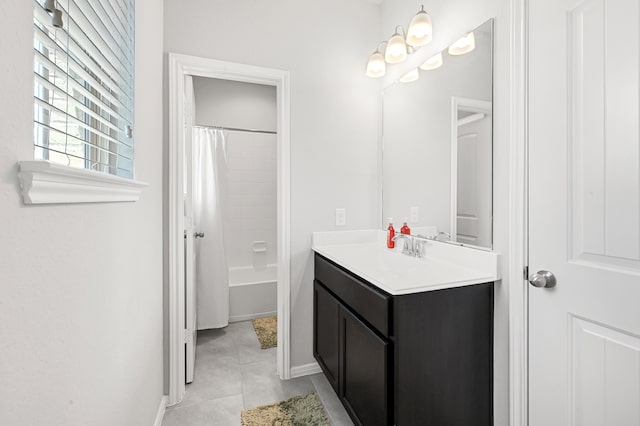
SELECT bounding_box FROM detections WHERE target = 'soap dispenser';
[387,218,395,249]
[400,218,411,235]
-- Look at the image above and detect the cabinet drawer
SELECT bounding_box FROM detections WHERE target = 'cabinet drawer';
[315,254,390,337]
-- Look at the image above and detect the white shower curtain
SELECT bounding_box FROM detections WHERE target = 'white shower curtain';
[193,127,229,330]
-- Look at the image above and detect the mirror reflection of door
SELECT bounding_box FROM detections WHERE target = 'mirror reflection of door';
[451,98,492,248]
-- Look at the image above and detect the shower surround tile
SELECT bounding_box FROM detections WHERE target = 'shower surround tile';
[222,132,277,268]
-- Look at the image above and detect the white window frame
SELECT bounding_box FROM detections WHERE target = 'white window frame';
[20,0,146,204]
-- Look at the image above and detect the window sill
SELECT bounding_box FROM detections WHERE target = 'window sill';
[18,161,148,204]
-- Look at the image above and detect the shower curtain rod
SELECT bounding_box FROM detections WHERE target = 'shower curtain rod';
[193,125,277,135]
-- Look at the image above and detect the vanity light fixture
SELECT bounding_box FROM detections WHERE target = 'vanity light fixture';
[385,26,408,64]
[366,42,387,78]
[406,5,433,47]
[419,52,443,70]
[366,6,434,77]
[399,68,420,83]
[448,32,475,55]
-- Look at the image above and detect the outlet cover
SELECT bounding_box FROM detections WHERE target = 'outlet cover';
[410,206,419,223]
[335,208,346,226]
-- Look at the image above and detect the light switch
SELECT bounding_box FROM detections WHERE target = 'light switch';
[410,206,419,223]
[335,208,346,226]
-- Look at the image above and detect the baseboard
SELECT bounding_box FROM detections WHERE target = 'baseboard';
[229,310,277,323]
[290,362,322,378]
[154,395,167,426]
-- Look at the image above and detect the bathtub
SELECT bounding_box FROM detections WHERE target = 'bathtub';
[228,264,277,323]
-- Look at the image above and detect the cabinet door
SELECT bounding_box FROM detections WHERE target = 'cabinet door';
[340,306,389,426]
[313,281,340,392]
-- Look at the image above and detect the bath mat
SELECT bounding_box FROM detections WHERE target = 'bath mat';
[252,315,277,349]
[241,393,330,426]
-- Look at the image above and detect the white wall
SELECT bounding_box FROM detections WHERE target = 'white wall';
[193,78,278,268]
[193,78,277,131]
[0,2,165,425]
[164,0,382,369]
[380,2,512,425]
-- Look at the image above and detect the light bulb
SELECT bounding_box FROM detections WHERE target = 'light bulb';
[448,32,475,55]
[366,51,386,78]
[399,68,419,83]
[385,32,407,64]
[419,52,443,70]
[406,7,433,47]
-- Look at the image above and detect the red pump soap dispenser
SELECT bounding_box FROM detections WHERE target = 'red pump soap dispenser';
[387,218,395,249]
[400,218,411,235]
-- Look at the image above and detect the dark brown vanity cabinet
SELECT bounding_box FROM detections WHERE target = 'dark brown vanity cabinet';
[313,253,493,426]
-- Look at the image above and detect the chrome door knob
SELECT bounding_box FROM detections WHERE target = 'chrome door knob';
[528,270,557,288]
[194,232,205,239]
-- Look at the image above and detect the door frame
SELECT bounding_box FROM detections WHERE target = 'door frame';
[449,97,492,245]
[167,53,291,405]
[508,0,529,424]
[184,75,197,384]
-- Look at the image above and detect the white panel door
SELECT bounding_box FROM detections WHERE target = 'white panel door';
[529,0,640,424]
[184,76,197,384]
[456,114,492,247]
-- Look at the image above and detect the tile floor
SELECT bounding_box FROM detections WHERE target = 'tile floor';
[162,320,354,426]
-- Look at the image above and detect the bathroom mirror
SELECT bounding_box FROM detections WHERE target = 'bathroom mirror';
[382,19,493,249]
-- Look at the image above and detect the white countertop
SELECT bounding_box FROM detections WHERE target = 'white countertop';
[312,230,500,295]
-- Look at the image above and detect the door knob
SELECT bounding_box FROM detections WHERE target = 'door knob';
[528,270,557,288]
[194,232,205,239]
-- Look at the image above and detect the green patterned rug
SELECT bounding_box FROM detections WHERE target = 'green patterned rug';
[241,393,330,426]
[252,316,277,349]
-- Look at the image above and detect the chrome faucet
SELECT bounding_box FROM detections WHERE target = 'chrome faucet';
[392,234,425,258]
[429,231,451,242]
[413,237,426,257]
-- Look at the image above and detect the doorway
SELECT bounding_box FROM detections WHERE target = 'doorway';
[167,53,291,406]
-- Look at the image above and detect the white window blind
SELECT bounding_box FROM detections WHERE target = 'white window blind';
[33,0,135,179]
